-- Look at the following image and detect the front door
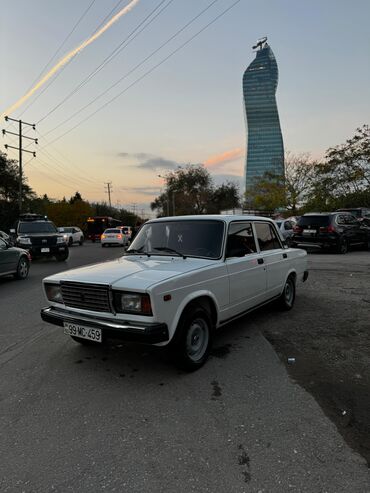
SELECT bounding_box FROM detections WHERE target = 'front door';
[0,238,15,274]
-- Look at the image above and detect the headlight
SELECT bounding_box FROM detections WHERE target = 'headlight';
[45,283,64,303]
[57,236,65,244]
[113,292,152,315]
[18,236,31,245]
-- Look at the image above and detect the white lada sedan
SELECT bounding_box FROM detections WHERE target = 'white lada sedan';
[41,215,308,371]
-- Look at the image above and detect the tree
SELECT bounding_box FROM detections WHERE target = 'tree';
[245,171,286,211]
[151,164,240,216]
[208,182,240,213]
[285,153,316,214]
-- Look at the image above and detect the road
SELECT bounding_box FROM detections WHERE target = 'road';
[1,244,369,492]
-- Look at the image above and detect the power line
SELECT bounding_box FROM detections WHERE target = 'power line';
[43,0,241,147]
[41,0,220,138]
[17,0,98,118]
[37,0,172,125]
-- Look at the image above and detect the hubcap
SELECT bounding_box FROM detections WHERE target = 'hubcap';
[19,259,28,278]
[285,280,294,305]
[186,318,209,362]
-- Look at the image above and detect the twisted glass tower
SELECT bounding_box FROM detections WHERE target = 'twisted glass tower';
[243,38,284,190]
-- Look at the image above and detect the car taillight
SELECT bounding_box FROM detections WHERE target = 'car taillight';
[293,225,303,233]
[319,225,335,233]
[117,234,122,239]
[101,234,106,239]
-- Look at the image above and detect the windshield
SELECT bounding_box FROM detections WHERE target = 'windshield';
[62,227,73,233]
[128,220,225,259]
[105,229,121,234]
[18,222,57,234]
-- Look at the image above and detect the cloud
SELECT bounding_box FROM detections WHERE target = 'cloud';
[117,152,153,159]
[117,151,181,170]
[116,186,161,196]
[203,148,244,168]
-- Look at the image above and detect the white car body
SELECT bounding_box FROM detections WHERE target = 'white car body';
[101,228,129,247]
[58,227,84,246]
[41,215,308,369]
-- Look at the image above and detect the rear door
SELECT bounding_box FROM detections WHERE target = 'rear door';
[225,221,267,318]
[253,222,286,298]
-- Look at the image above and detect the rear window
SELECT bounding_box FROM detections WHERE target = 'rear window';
[298,216,330,227]
[105,229,120,233]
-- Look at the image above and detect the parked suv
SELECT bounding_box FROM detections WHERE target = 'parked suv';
[10,214,69,261]
[58,227,84,246]
[291,212,369,253]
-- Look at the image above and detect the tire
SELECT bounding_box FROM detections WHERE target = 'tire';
[14,256,29,280]
[277,275,296,310]
[79,237,84,246]
[337,238,348,254]
[68,237,73,247]
[101,243,106,248]
[55,250,69,261]
[171,305,213,372]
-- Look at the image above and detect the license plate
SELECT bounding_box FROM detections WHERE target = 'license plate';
[303,229,315,234]
[63,322,102,342]
[41,247,50,252]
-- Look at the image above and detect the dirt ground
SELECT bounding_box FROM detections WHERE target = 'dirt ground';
[263,250,370,467]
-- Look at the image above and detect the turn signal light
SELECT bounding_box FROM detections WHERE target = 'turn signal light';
[101,234,106,239]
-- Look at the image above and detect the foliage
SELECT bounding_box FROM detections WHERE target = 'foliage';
[151,164,240,216]
[245,171,286,211]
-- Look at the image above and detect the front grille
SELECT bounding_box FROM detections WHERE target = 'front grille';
[60,282,111,313]
[31,236,57,246]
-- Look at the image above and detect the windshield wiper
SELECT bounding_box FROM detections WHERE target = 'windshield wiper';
[125,247,151,257]
[152,246,186,259]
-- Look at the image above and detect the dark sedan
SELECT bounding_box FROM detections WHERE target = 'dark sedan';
[0,237,31,280]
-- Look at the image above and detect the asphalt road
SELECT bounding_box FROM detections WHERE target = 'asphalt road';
[1,244,369,492]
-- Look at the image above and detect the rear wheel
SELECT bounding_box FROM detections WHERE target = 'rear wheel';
[277,276,296,310]
[68,237,73,246]
[79,237,84,246]
[14,256,29,280]
[337,238,348,254]
[171,305,213,372]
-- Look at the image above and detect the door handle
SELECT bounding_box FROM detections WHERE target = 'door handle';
[258,258,264,264]
[283,253,287,259]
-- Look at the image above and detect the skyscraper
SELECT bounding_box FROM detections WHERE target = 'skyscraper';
[243,37,284,190]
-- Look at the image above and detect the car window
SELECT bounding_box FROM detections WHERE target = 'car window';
[284,221,292,230]
[275,221,282,227]
[129,220,225,259]
[344,215,358,225]
[105,229,120,234]
[0,238,7,250]
[298,216,330,227]
[226,222,257,258]
[254,222,282,251]
[337,214,349,225]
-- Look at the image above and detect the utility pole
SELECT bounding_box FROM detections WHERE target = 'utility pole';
[2,116,37,213]
[104,182,112,208]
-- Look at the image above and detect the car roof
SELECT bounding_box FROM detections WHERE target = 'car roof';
[147,214,275,224]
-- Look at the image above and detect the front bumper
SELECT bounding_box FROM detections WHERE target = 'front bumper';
[41,306,169,344]
[20,245,68,257]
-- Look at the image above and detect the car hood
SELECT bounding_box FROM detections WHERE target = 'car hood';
[43,255,216,290]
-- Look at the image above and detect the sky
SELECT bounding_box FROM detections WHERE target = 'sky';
[1,0,370,217]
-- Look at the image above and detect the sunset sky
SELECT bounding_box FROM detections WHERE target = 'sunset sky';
[1,0,370,216]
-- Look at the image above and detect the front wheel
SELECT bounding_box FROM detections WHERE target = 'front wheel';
[55,251,69,261]
[277,276,296,310]
[171,305,213,372]
[14,256,29,280]
[68,237,73,247]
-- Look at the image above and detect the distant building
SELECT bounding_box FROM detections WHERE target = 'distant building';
[243,37,284,190]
